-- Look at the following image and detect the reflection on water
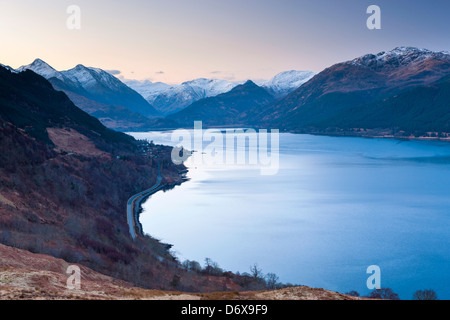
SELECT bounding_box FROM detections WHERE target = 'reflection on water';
[130,132,450,299]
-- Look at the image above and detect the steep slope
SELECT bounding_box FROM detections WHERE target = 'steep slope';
[17,59,160,126]
[168,80,274,127]
[0,65,188,290]
[59,65,158,117]
[58,90,160,131]
[316,74,450,136]
[17,59,65,81]
[0,66,133,147]
[250,47,450,130]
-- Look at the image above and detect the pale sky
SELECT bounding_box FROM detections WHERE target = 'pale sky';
[1,0,450,84]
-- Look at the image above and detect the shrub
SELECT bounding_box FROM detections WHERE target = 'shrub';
[413,289,438,300]
[367,288,400,300]
[346,291,360,297]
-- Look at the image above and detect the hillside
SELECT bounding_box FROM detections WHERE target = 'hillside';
[169,80,274,127]
[60,90,160,131]
[0,65,248,292]
[0,67,133,147]
[314,75,450,137]
[247,47,450,131]
[17,59,160,129]
[0,243,362,300]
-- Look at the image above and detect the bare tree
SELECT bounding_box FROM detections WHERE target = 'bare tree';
[205,258,213,269]
[204,258,223,276]
[250,263,264,280]
[265,273,279,290]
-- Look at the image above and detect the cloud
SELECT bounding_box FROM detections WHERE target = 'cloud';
[105,69,121,76]
[155,71,164,74]
[209,71,237,81]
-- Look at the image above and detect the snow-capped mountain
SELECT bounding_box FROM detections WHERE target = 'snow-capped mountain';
[126,71,315,115]
[17,59,67,81]
[62,65,128,93]
[250,47,450,130]
[257,70,316,97]
[348,47,450,70]
[18,59,159,118]
[125,78,242,115]
[123,79,171,104]
[169,80,275,126]
[152,78,244,115]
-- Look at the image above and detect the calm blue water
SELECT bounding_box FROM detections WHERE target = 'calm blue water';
[130,132,450,299]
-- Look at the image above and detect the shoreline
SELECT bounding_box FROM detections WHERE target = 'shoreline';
[128,166,188,240]
[292,129,450,143]
[127,162,163,240]
[127,126,450,144]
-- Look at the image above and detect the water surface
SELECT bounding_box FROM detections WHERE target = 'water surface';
[130,132,450,299]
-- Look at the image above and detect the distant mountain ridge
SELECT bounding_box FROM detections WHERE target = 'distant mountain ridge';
[151,78,240,116]
[125,70,315,116]
[168,80,274,127]
[257,70,316,98]
[16,59,160,131]
[0,65,133,146]
[247,47,450,133]
[8,47,450,138]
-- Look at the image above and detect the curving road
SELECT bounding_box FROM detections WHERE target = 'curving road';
[127,163,163,240]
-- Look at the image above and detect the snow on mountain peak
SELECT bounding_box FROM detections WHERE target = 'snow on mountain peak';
[17,58,63,80]
[126,70,316,115]
[180,78,241,97]
[348,47,450,69]
[256,70,316,97]
[61,64,123,91]
[125,77,242,115]
[124,79,171,101]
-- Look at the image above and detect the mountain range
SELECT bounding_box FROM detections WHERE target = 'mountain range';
[125,70,315,116]
[6,46,450,138]
[0,66,133,146]
[1,46,450,297]
[168,80,275,127]
[17,59,159,118]
[0,64,300,293]
[16,59,160,131]
[14,59,316,130]
[243,47,450,137]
